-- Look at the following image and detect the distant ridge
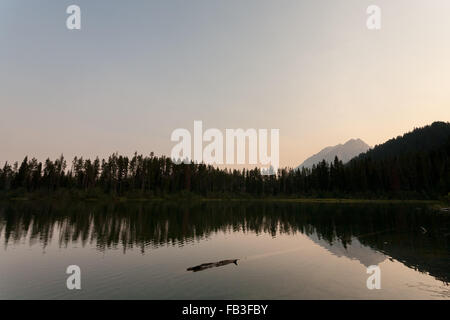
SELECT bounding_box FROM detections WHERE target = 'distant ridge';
[296,138,370,170]
[354,121,450,162]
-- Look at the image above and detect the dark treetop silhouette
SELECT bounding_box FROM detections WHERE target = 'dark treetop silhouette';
[1,122,449,199]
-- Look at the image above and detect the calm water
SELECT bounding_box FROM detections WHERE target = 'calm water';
[0,200,449,299]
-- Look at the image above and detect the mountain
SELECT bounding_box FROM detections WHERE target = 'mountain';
[307,232,386,268]
[354,121,450,162]
[296,138,370,170]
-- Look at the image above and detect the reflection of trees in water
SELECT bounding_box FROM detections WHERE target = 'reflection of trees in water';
[0,201,449,282]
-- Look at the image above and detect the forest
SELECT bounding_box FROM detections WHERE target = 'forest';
[1,122,449,200]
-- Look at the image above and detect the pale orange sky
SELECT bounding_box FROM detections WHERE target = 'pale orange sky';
[0,0,449,168]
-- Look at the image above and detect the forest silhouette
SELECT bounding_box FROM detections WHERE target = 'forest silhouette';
[1,122,449,199]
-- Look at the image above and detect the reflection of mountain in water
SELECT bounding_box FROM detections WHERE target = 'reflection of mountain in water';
[0,201,449,283]
[308,233,386,267]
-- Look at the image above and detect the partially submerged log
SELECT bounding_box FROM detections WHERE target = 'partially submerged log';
[187,259,239,272]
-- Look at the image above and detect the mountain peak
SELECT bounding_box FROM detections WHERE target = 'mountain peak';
[297,138,370,170]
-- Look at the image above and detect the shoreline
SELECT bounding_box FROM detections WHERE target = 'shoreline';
[1,196,443,205]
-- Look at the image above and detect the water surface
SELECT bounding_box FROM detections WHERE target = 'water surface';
[0,201,449,299]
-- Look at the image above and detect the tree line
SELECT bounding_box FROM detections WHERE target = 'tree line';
[1,122,449,199]
[0,149,448,199]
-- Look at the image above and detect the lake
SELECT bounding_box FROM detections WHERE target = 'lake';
[0,200,449,299]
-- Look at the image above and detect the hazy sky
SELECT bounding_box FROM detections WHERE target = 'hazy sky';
[1,0,449,168]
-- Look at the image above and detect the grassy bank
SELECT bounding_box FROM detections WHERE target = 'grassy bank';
[1,189,447,206]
